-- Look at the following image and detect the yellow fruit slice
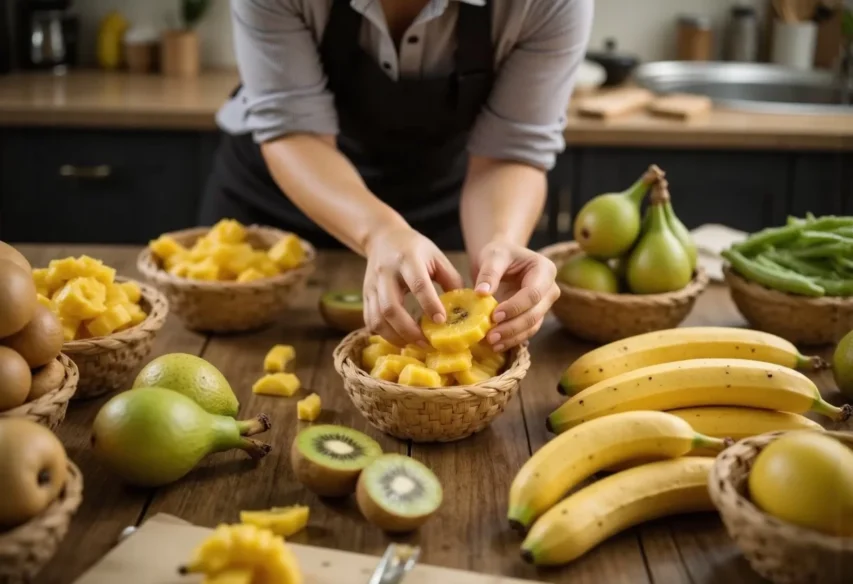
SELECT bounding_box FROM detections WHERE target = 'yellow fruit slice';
[268,234,305,270]
[361,341,400,371]
[59,316,80,342]
[237,268,267,283]
[252,373,301,397]
[105,282,129,307]
[264,345,296,373]
[86,304,132,337]
[32,268,50,296]
[125,303,148,327]
[368,336,402,353]
[370,355,424,382]
[213,243,256,279]
[470,340,507,373]
[398,364,442,388]
[186,258,221,281]
[240,506,310,538]
[421,289,498,352]
[149,235,186,262]
[454,363,494,386]
[36,294,53,310]
[53,277,107,320]
[425,349,473,374]
[209,219,247,244]
[77,255,116,285]
[297,393,322,421]
[401,344,430,361]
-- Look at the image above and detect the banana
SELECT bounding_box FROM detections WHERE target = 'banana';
[507,410,727,531]
[558,327,828,396]
[521,457,715,566]
[548,358,851,434]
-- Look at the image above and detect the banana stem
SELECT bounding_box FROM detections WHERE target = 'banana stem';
[240,438,272,460]
[237,413,272,437]
[692,433,730,453]
[812,400,853,422]
[797,354,830,371]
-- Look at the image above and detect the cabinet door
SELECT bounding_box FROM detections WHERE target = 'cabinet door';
[789,153,845,219]
[0,129,204,244]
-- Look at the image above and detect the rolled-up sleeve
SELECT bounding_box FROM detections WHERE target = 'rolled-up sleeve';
[467,0,594,170]
[225,0,338,143]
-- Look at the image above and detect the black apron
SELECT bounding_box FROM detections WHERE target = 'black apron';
[199,0,495,250]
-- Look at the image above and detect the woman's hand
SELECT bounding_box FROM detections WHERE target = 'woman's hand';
[363,227,464,347]
[473,241,560,351]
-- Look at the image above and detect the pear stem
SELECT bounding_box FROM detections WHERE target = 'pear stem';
[650,179,671,205]
[625,165,666,206]
[237,413,272,437]
[240,438,272,460]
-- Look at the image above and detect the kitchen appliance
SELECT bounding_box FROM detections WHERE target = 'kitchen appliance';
[726,4,760,62]
[16,0,79,72]
[585,39,640,87]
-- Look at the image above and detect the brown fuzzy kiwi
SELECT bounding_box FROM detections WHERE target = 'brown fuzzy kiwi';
[27,359,66,401]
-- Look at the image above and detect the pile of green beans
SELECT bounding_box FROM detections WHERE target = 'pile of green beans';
[722,214,853,297]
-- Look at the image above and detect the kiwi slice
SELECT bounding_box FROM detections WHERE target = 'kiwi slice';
[319,290,365,333]
[356,454,443,533]
[290,425,382,497]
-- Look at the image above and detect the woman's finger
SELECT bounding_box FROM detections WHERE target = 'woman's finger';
[376,272,426,346]
[475,246,512,296]
[487,300,550,347]
[433,253,464,293]
[400,261,446,325]
[494,317,543,352]
[493,260,557,323]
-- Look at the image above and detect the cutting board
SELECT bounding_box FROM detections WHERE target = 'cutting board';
[575,87,655,119]
[74,514,542,584]
[648,94,713,120]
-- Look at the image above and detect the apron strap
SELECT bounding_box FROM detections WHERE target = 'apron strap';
[455,0,494,76]
[320,0,362,80]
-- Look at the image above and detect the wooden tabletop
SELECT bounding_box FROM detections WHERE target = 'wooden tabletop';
[13,244,848,584]
[1,71,852,151]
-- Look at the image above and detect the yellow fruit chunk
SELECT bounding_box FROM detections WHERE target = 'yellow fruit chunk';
[240,506,310,538]
[470,340,507,373]
[268,234,305,270]
[454,363,494,385]
[124,303,148,327]
[121,281,142,304]
[149,235,186,262]
[421,289,498,352]
[209,219,247,244]
[44,257,80,290]
[426,349,473,374]
[36,294,53,310]
[264,345,296,373]
[53,278,107,320]
[189,236,217,261]
[368,335,402,353]
[186,258,221,281]
[60,316,80,342]
[401,344,430,361]
[297,393,322,422]
[32,268,50,296]
[77,255,116,285]
[168,262,191,278]
[164,249,190,270]
[361,341,401,371]
[204,569,253,584]
[212,243,255,279]
[105,282,129,306]
[249,251,280,277]
[398,364,442,388]
[86,304,132,338]
[252,373,301,397]
[237,268,267,283]
[370,355,424,382]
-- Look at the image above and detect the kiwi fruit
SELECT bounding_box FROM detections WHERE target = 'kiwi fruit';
[319,290,364,333]
[356,453,443,533]
[291,424,382,497]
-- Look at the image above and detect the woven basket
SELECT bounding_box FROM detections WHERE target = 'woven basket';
[724,266,853,346]
[63,278,168,400]
[333,329,531,443]
[0,461,84,584]
[0,354,78,430]
[709,431,853,584]
[538,241,709,343]
[137,225,316,333]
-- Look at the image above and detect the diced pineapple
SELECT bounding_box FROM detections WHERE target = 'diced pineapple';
[149,235,187,263]
[398,364,442,388]
[297,393,322,422]
[401,344,430,361]
[370,355,424,382]
[220,243,256,277]
[105,282,129,306]
[120,281,142,304]
[470,340,507,373]
[76,255,116,285]
[205,569,253,584]
[168,262,191,278]
[267,234,305,270]
[240,506,310,537]
[368,335,402,354]
[361,341,400,371]
[124,303,148,327]
[53,278,107,320]
[186,258,220,281]
[45,257,81,291]
[425,349,473,374]
[188,236,217,261]
[252,373,301,397]
[249,251,280,277]
[36,293,53,310]
[264,344,296,373]
[86,304,132,338]
[32,268,50,296]
[209,219,247,244]
[454,363,494,386]
[164,249,190,270]
[236,268,266,283]
[59,316,80,342]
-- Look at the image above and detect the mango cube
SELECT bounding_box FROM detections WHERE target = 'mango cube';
[252,373,301,397]
[186,258,220,281]
[60,316,80,342]
[209,219,247,244]
[401,344,430,361]
[53,278,107,320]
[36,294,53,310]
[370,355,424,382]
[105,283,129,306]
[149,235,186,263]
[263,344,295,373]
[398,364,442,388]
[120,281,142,304]
[249,252,280,277]
[239,506,310,537]
[454,363,493,386]
[297,393,322,422]
[86,304,132,338]
[426,349,473,374]
[236,268,266,283]
[32,268,50,296]
[267,234,305,270]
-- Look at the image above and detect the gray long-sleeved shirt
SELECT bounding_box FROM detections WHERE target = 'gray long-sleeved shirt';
[217,0,594,171]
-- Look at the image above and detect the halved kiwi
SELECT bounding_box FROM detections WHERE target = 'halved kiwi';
[356,454,443,533]
[319,290,364,333]
[291,424,382,497]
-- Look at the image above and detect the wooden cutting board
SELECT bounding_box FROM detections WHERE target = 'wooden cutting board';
[73,514,542,584]
[575,87,655,119]
[648,94,713,121]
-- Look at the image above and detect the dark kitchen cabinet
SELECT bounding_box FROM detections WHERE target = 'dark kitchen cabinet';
[789,153,847,219]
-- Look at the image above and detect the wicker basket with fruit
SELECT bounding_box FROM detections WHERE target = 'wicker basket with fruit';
[540,168,708,343]
[0,354,78,431]
[137,221,316,333]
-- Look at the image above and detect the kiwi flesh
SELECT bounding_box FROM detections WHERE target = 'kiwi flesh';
[356,454,443,533]
[319,290,364,333]
[291,424,382,497]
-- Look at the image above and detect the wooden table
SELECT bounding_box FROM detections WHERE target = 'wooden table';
[15,244,847,584]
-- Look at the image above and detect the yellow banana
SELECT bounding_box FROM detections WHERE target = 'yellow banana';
[558,327,828,396]
[521,457,715,566]
[548,358,851,434]
[507,411,727,531]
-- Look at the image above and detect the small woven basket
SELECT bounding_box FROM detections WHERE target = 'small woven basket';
[137,225,316,333]
[333,329,531,443]
[0,461,84,584]
[0,354,78,430]
[63,278,168,400]
[538,241,709,343]
[724,266,853,346]
[709,431,853,584]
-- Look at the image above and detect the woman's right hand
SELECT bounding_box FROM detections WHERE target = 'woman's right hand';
[363,226,464,348]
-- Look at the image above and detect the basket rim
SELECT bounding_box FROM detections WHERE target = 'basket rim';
[538,240,710,305]
[709,430,853,550]
[724,264,853,307]
[0,353,78,418]
[136,224,317,290]
[333,328,531,399]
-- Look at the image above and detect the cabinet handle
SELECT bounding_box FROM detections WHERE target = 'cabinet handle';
[59,164,112,179]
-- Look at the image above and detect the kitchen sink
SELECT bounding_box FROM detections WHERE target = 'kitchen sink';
[634,61,852,115]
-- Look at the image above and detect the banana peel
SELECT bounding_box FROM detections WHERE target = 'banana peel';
[97,12,130,70]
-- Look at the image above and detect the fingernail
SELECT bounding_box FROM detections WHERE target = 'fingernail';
[432,313,445,324]
[488,332,501,344]
[493,311,506,323]
[494,343,505,352]
[476,283,491,294]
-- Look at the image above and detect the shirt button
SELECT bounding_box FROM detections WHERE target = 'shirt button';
[407,36,419,44]
[382,61,392,70]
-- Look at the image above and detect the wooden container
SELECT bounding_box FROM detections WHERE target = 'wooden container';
[160,29,200,78]
[677,15,714,60]
[0,354,78,430]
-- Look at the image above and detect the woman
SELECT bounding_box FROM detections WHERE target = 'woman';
[203,0,594,350]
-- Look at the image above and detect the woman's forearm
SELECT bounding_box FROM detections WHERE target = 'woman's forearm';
[260,134,409,256]
[460,156,548,258]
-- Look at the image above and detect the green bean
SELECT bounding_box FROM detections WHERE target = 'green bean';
[835,226,853,238]
[790,242,853,259]
[787,216,806,226]
[762,249,837,278]
[833,256,853,275]
[794,231,853,246]
[722,249,825,297]
[734,217,853,255]
[809,278,853,297]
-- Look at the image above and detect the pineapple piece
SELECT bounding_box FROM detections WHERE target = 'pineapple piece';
[53,278,107,320]
[268,234,305,270]
[240,506,310,538]
[105,282,129,307]
[368,335,402,354]
[124,303,148,327]
[76,256,116,285]
[36,293,53,310]
[120,281,142,304]
[264,344,296,373]
[149,235,186,262]
[204,570,253,584]
[297,393,322,422]
[401,344,430,361]
[421,289,498,352]
[425,349,473,374]
[398,364,442,388]
[44,257,81,291]
[236,268,267,283]
[32,268,50,297]
[470,340,507,373]
[164,249,190,270]
[454,363,494,386]
[209,219,247,244]
[370,355,424,382]
[252,373,301,397]
[212,243,255,279]
[188,236,217,261]
[59,316,80,342]
[86,304,132,338]
[186,258,220,281]
[249,251,280,277]
[168,262,191,278]
[361,342,400,371]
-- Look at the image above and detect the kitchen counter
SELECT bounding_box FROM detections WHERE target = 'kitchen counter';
[1,71,853,150]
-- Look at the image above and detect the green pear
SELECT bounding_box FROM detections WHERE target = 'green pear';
[663,199,698,271]
[91,387,271,488]
[133,353,239,417]
[557,254,619,293]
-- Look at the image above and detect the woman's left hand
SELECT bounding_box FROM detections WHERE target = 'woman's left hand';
[472,241,560,351]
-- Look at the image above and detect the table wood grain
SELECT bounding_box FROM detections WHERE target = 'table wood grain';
[13,245,845,584]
